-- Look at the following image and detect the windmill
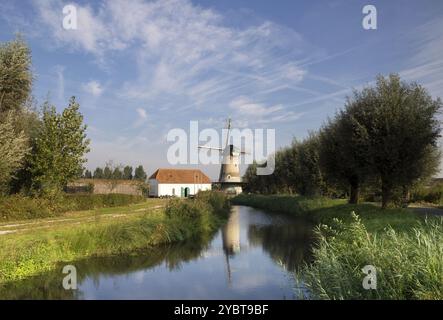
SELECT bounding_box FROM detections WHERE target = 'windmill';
[198,118,247,195]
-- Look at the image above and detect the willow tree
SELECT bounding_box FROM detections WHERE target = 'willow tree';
[366,74,442,208]
[0,112,29,194]
[319,89,374,204]
[0,36,32,114]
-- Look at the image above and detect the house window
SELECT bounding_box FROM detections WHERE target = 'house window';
[172,188,175,196]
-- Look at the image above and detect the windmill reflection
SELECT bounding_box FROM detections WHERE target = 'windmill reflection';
[221,207,241,285]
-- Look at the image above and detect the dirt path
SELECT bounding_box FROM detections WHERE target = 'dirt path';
[409,204,443,216]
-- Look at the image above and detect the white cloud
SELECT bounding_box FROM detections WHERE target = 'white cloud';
[133,107,148,128]
[229,96,304,124]
[52,65,65,100]
[229,96,283,116]
[82,80,103,97]
[136,108,147,119]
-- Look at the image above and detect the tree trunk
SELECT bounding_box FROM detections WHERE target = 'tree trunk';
[381,180,391,209]
[401,185,410,208]
[349,177,360,204]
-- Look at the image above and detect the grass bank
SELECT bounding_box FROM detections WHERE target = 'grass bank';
[0,191,230,284]
[232,194,443,299]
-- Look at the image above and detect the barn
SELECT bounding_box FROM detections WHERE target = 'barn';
[148,168,212,197]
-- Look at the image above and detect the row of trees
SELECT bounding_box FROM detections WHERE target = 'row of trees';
[83,164,148,181]
[0,36,90,196]
[244,74,442,208]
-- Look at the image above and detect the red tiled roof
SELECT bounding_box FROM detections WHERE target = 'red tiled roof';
[149,168,211,184]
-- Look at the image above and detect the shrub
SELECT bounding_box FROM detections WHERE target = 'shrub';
[0,193,146,221]
[165,198,210,220]
[64,194,146,211]
[0,195,58,221]
[411,184,443,204]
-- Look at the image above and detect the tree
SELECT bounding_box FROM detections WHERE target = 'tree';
[123,166,133,180]
[0,35,33,115]
[112,167,123,180]
[319,93,374,204]
[134,165,147,181]
[93,167,104,179]
[345,74,442,208]
[30,97,90,193]
[84,169,92,179]
[103,166,112,179]
[0,112,29,194]
[292,134,325,196]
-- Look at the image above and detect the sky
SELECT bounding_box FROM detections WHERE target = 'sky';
[1,0,443,179]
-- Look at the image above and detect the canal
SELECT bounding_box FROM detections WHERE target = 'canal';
[1,206,314,299]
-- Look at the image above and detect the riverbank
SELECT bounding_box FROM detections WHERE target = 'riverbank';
[0,192,230,284]
[232,194,443,299]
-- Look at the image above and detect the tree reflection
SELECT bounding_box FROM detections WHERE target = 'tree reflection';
[247,218,314,272]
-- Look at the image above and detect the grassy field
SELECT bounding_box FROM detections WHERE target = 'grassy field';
[233,194,443,300]
[0,192,230,284]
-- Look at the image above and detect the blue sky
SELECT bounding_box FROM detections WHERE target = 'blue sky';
[1,0,443,179]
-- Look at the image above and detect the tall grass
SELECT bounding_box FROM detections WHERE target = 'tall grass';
[301,213,443,299]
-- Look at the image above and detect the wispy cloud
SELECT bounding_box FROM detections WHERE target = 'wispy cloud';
[82,80,104,97]
[30,0,312,123]
[134,107,148,128]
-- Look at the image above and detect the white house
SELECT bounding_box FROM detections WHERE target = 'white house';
[148,168,212,197]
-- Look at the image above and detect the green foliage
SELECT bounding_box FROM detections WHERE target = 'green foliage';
[66,194,146,211]
[0,35,32,114]
[302,214,443,299]
[243,134,327,196]
[318,98,373,203]
[30,97,90,194]
[93,167,104,179]
[112,167,123,179]
[244,74,442,208]
[0,193,146,221]
[0,112,29,194]
[123,165,133,180]
[0,195,57,221]
[134,165,147,181]
[349,75,441,208]
[83,170,92,179]
[103,166,112,179]
[411,184,443,205]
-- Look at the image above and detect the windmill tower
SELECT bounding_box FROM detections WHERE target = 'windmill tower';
[198,118,246,195]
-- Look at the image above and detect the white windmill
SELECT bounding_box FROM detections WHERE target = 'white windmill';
[198,118,247,195]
